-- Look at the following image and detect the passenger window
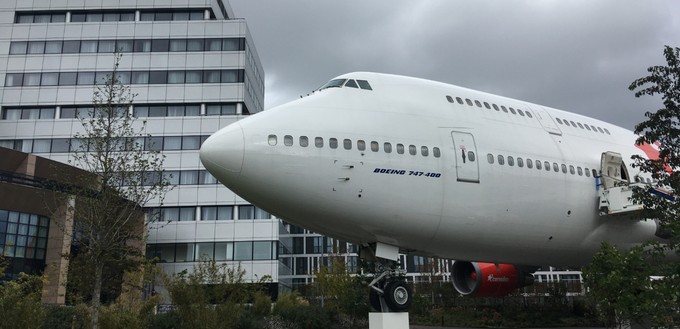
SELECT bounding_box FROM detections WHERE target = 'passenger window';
[569,165,575,174]
[329,138,338,149]
[526,111,533,118]
[509,107,516,114]
[456,97,464,104]
[577,167,583,176]
[465,99,473,106]
[315,137,323,148]
[384,143,392,153]
[507,156,514,166]
[421,146,429,156]
[433,147,441,158]
[584,125,592,131]
[268,134,277,146]
[409,145,417,155]
[552,162,559,172]
[561,164,567,173]
[518,109,525,116]
[446,95,454,103]
[467,151,475,161]
[343,139,352,150]
[345,79,359,88]
[526,158,533,169]
[397,144,404,154]
[577,123,584,129]
[487,153,494,164]
[299,136,309,147]
[483,102,491,109]
[371,141,379,152]
[597,127,604,133]
[474,100,482,107]
[284,135,293,146]
[592,169,598,177]
[563,120,570,126]
[590,125,597,131]
[536,160,542,170]
[493,104,500,111]
[604,128,610,135]
[517,157,524,168]
[501,106,508,113]
[498,155,505,165]
[557,118,564,124]
[357,140,366,151]
[585,168,590,177]
[357,80,372,90]
[545,161,550,171]
[570,121,577,127]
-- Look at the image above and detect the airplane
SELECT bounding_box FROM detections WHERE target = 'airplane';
[199,72,667,312]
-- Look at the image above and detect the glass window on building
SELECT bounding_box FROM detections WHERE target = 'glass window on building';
[238,205,254,219]
[234,242,253,260]
[253,241,273,260]
[175,243,195,262]
[254,207,270,220]
[214,242,233,261]
[195,242,214,260]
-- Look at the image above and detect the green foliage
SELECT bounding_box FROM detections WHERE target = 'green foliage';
[582,242,674,326]
[0,272,45,329]
[273,291,334,329]
[165,259,272,329]
[250,290,272,317]
[311,257,369,326]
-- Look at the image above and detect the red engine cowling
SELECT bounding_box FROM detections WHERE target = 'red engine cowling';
[451,261,534,297]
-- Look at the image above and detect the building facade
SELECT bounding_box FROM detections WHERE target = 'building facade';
[0,0,291,297]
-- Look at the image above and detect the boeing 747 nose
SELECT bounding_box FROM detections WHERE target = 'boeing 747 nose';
[199,122,245,174]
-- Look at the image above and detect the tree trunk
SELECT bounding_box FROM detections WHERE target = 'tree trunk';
[91,262,104,329]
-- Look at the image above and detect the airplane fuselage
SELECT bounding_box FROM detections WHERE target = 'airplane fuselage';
[200,72,660,268]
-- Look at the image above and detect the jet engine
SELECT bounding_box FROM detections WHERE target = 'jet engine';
[451,261,535,297]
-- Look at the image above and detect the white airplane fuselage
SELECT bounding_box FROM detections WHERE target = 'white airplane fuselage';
[201,72,660,268]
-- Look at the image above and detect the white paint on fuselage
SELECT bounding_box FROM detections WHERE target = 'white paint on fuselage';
[201,72,659,268]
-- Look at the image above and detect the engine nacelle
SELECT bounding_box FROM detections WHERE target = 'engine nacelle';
[451,261,534,297]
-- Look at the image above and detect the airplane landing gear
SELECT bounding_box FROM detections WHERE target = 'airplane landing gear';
[364,250,413,312]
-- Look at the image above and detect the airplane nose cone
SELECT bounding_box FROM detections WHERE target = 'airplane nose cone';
[200,123,244,174]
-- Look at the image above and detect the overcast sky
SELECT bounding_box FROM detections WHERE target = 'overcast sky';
[228,1,680,130]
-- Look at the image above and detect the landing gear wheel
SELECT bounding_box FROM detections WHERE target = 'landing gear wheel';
[369,288,382,311]
[384,281,412,312]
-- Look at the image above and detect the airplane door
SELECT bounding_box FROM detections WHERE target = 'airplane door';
[526,104,562,136]
[450,131,479,183]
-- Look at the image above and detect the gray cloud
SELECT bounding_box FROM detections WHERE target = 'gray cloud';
[230,0,680,129]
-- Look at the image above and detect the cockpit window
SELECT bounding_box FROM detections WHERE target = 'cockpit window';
[345,79,359,88]
[357,80,372,90]
[318,79,346,90]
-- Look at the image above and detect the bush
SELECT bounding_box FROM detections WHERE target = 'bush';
[147,311,179,329]
[43,305,75,329]
[273,292,334,329]
[0,273,45,329]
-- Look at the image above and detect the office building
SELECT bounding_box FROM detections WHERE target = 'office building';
[0,0,289,298]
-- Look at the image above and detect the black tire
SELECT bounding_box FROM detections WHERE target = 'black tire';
[384,281,412,312]
[369,288,382,311]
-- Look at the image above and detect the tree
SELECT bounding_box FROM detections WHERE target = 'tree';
[54,53,170,329]
[583,46,680,327]
[628,45,680,240]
